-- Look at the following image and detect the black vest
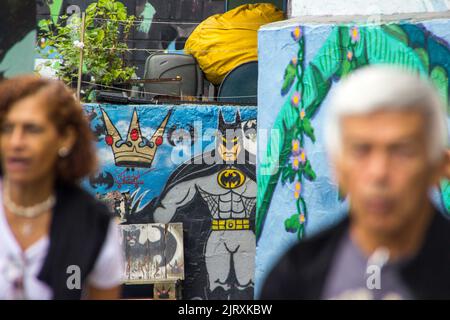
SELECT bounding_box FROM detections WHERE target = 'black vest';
[260,207,450,299]
[37,182,111,299]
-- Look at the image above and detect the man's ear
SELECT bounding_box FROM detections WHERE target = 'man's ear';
[431,149,450,187]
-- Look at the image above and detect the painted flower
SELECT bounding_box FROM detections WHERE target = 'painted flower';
[350,26,360,43]
[299,149,307,164]
[300,110,306,120]
[291,148,307,170]
[290,154,300,171]
[291,57,298,67]
[347,50,354,61]
[292,139,301,155]
[291,91,301,107]
[299,213,306,224]
[291,26,302,41]
[294,181,302,199]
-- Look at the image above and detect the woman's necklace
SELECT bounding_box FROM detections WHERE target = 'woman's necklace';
[3,180,56,236]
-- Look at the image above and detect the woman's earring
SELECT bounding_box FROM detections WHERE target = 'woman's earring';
[58,147,70,157]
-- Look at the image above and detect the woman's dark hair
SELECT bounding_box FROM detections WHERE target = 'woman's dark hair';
[0,75,97,184]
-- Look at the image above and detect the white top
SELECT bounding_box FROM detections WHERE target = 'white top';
[0,187,124,299]
[289,0,450,18]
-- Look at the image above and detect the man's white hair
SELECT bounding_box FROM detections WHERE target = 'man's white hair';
[324,65,448,163]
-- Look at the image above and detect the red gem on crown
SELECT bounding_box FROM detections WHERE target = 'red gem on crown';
[130,128,139,141]
[105,135,113,146]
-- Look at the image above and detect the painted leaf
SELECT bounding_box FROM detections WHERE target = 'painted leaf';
[284,214,300,233]
[430,66,449,113]
[302,117,316,143]
[381,24,409,45]
[281,166,290,184]
[414,48,430,72]
[281,62,297,96]
[297,226,305,240]
[303,161,316,181]
[305,64,332,118]
[49,0,63,24]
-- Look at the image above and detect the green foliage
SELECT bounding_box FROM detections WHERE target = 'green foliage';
[381,24,409,45]
[38,0,136,100]
[303,160,316,181]
[285,212,305,239]
[301,117,316,143]
[281,61,297,96]
[285,214,301,233]
[414,48,430,71]
[430,66,449,113]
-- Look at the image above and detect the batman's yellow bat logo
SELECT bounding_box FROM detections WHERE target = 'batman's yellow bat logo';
[217,168,246,189]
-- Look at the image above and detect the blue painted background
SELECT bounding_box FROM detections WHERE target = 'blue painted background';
[84,104,257,209]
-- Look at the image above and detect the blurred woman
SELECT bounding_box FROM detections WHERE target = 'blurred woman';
[0,75,123,299]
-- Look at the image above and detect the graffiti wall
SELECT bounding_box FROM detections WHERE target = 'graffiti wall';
[0,0,36,78]
[84,103,257,300]
[255,15,450,297]
[36,0,225,76]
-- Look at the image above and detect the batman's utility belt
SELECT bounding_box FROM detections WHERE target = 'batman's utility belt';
[211,219,250,231]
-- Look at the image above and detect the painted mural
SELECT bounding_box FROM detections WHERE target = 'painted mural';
[0,0,36,78]
[36,0,224,76]
[119,223,184,283]
[256,18,450,297]
[84,103,257,300]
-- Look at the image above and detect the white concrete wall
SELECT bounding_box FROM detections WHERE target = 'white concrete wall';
[289,0,450,17]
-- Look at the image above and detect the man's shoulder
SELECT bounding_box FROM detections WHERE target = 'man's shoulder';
[284,223,343,263]
[260,218,349,299]
[432,210,450,234]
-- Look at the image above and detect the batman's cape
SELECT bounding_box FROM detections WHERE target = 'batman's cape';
[125,148,255,223]
[154,148,256,208]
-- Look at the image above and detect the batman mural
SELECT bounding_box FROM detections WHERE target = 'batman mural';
[131,111,256,300]
[85,104,257,299]
[89,171,114,189]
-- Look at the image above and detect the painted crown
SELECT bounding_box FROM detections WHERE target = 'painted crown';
[101,108,171,168]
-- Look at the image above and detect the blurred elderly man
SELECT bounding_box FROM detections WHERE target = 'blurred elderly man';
[260,65,450,300]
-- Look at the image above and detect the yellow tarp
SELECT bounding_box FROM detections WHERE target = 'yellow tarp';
[185,3,284,85]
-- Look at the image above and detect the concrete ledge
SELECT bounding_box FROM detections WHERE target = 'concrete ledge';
[260,10,450,30]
